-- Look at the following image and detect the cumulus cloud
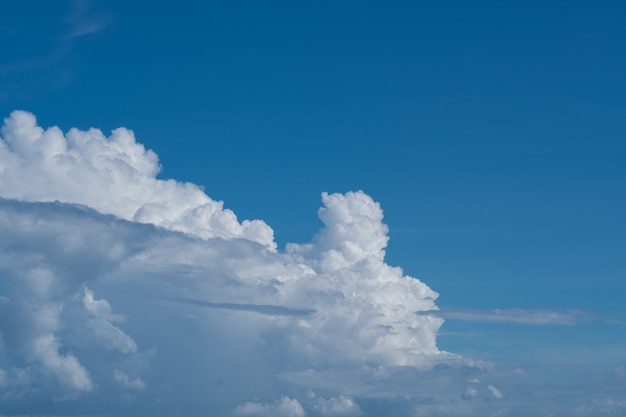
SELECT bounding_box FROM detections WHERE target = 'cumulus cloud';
[487,385,503,400]
[0,110,275,248]
[233,396,306,417]
[0,110,451,415]
[462,387,478,400]
[2,111,617,417]
[83,287,137,354]
[0,253,94,393]
[311,395,362,416]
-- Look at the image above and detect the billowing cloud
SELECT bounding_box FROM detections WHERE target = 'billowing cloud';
[83,287,137,354]
[0,110,275,248]
[1,111,623,417]
[0,112,448,415]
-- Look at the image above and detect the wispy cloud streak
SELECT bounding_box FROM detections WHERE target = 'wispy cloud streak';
[0,1,112,101]
[64,0,113,39]
[419,308,594,325]
[166,297,316,317]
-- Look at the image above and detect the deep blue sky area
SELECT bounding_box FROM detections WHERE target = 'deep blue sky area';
[2,0,625,370]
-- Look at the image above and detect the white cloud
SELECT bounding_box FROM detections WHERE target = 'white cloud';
[113,369,145,391]
[1,111,622,417]
[462,387,478,400]
[312,395,362,416]
[287,191,390,272]
[0,277,93,392]
[487,385,503,400]
[0,112,450,414]
[233,396,306,417]
[83,287,124,322]
[0,110,275,248]
[83,287,137,354]
[31,333,93,392]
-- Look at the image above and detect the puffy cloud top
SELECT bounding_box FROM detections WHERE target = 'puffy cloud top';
[287,191,389,272]
[0,110,275,248]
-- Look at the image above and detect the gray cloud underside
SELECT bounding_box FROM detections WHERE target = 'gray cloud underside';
[0,196,444,416]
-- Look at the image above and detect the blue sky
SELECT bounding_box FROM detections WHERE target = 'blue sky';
[1,1,626,416]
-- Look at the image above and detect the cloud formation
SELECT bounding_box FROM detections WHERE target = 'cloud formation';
[2,112,623,416]
[0,111,447,415]
[311,395,362,416]
[0,110,275,247]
